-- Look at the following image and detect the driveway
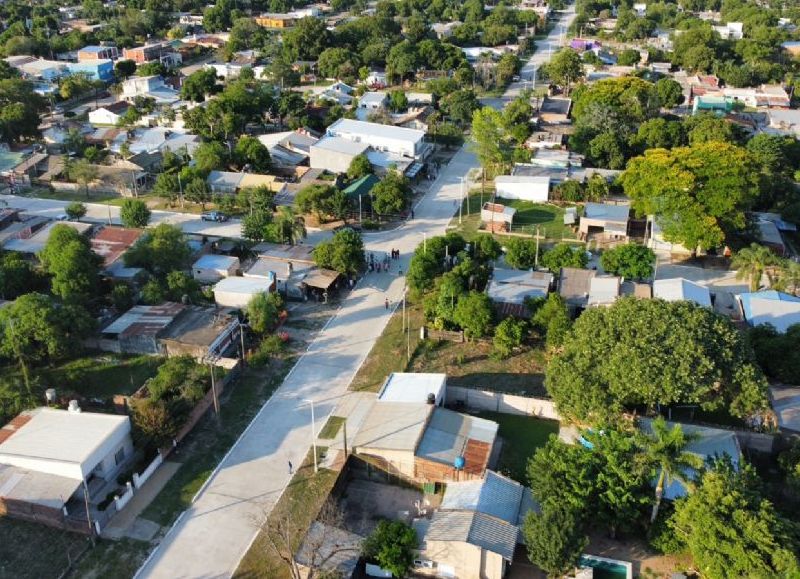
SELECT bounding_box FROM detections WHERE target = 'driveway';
[135,146,479,579]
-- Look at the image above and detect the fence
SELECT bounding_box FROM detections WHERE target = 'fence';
[446,386,561,420]
[133,453,164,489]
[424,327,464,343]
[114,483,135,512]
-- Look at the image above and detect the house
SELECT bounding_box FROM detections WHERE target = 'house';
[358,91,388,114]
[3,220,93,255]
[494,176,550,203]
[244,242,317,299]
[713,22,743,40]
[415,470,535,579]
[66,59,114,81]
[692,95,734,116]
[309,137,370,174]
[88,101,132,126]
[365,69,388,88]
[213,275,276,308]
[653,278,712,308]
[121,76,179,104]
[5,56,67,81]
[353,399,498,483]
[488,268,553,318]
[722,84,790,108]
[90,226,143,269]
[377,373,447,405]
[254,13,298,28]
[126,127,200,156]
[99,302,241,358]
[587,275,621,307]
[738,290,800,333]
[531,149,583,169]
[579,202,629,241]
[570,38,600,51]
[123,42,182,66]
[206,171,286,195]
[536,97,572,124]
[192,254,240,283]
[767,108,800,137]
[431,21,461,39]
[257,130,319,167]
[0,407,132,532]
[639,419,740,499]
[325,119,427,160]
[481,202,515,233]
[559,267,597,309]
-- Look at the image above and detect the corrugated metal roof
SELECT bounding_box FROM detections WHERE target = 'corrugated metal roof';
[415,408,497,471]
[440,470,524,524]
[584,202,630,223]
[426,511,518,560]
[213,276,274,294]
[102,302,184,335]
[193,254,239,271]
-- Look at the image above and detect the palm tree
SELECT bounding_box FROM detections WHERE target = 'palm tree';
[646,417,703,524]
[275,206,306,245]
[774,259,800,296]
[732,243,779,292]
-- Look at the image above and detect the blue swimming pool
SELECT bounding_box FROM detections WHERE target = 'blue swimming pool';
[579,556,631,579]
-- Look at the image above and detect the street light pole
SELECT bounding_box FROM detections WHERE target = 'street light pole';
[304,398,318,473]
[459,177,464,224]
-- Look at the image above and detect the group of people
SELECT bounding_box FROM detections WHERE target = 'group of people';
[368,249,401,273]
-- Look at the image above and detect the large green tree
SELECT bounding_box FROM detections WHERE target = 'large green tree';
[120,199,151,228]
[599,244,655,280]
[0,79,46,143]
[543,48,583,94]
[124,223,191,276]
[540,243,588,273]
[620,142,759,252]
[546,298,768,423]
[38,224,102,304]
[362,521,417,578]
[313,228,365,276]
[371,171,410,216]
[523,505,587,579]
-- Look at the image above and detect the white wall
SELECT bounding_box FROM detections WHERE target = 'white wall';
[495,179,549,203]
[310,145,356,174]
[446,386,561,420]
[214,290,263,309]
[89,109,121,126]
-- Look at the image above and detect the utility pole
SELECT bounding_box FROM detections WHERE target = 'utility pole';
[209,362,220,417]
[178,173,184,208]
[82,481,95,546]
[534,226,540,269]
[459,177,463,224]
[304,399,318,473]
[239,323,246,368]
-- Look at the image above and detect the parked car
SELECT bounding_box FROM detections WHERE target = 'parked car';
[201,211,229,222]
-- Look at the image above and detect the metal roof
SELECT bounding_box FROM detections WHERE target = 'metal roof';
[584,202,630,223]
[488,280,547,305]
[0,463,82,509]
[492,268,552,289]
[440,470,525,524]
[90,226,142,267]
[302,268,340,290]
[327,118,425,144]
[102,302,185,335]
[415,408,497,472]
[312,136,370,156]
[770,386,800,433]
[353,402,432,452]
[653,278,711,308]
[588,276,621,307]
[739,291,800,332]
[214,276,274,294]
[425,511,518,560]
[193,254,239,271]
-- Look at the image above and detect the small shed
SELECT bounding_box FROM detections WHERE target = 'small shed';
[481,202,516,233]
[558,267,597,309]
[213,275,275,309]
[579,202,630,241]
[192,254,240,283]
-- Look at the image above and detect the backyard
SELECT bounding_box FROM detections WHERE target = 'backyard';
[476,411,559,483]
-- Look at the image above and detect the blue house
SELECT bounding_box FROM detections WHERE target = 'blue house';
[66,59,114,82]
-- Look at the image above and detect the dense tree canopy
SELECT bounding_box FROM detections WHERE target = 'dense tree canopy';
[38,224,102,304]
[546,298,768,423]
[599,244,655,280]
[313,228,365,275]
[124,223,192,276]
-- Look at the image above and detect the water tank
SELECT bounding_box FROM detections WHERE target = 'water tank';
[68,400,82,413]
[454,456,465,470]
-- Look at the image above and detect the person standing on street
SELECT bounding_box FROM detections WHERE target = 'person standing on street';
[385,298,389,309]
[288,460,293,475]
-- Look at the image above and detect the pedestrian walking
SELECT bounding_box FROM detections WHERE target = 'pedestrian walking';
[384,298,389,309]
[288,460,293,475]
[411,209,415,219]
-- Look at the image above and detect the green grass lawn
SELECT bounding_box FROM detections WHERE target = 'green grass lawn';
[0,517,91,579]
[318,415,345,439]
[476,411,559,483]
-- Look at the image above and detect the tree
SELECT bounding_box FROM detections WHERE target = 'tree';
[0,79,46,143]
[454,291,493,339]
[65,202,87,220]
[544,48,583,94]
[684,113,737,145]
[0,293,93,365]
[504,237,538,269]
[545,298,768,423]
[165,271,201,303]
[38,224,102,304]
[0,251,39,300]
[347,154,372,180]
[120,199,151,228]
[372,171,410,216]
[313,228,365,275]
[496,53,520,86]
[68,159,99,198]
[530,293,571,349]
[654,77,684,108]
[296,184,347,223]
[671,462,800,577]
[645,417,703,523]
[59,73,95,101]
[318,47,361,81]
[272,206,306,245]
[441,89,479,127]
[242,209,274,242]
[600,244,655,280]
[362,520,416,578]
[493,317,525,358]
[193,141,228,173]
[247,292,284,334]
[634,118,685,150]
[748,323,800,384]
[732,243,780,292]
[115,59,137,79]
[620,142,759,252]
[130,398,177,449]
[282,17,331,61]
[540,243,588,273]
[181,68,219,103]
[617,49,641,66]
[234,136,271,173]
[471,106,512,177]
[387,90,408,112]
[124,223,192,276]
[523,506,587,578]
[386,40,418,83]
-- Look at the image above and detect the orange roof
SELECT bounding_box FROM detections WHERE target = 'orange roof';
[90,226,143,267]
[0,414,32,446]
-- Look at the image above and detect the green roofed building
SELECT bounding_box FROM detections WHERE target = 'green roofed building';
[692,95,734,116]
[343,174,379,198]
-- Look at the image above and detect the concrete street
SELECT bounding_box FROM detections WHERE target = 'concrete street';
[135,147,479,579]
[481,4,578,110]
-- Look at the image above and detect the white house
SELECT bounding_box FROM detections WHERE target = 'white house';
[325,118,427,160]
[88,101,132,126]
[579,202,630,240]
[653,278,712,308]
[365,70,388,87]
[738,291,800,333]
[494,175,550,202]
[359,91,388,112]
[121,75,179,104]
[213,275,275,308]
[192,254,240,283]
[713,22,743,40]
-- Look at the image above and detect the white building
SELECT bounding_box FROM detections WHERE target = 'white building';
[121,75,180,104]
[88,101,131,126]
[377,372,447,405]
[309,137,370,174]
[633,2,647,16]
[325,118,426,160]
[359,91,388,112]
[365,70,388,87]
[494,175,550,202]
[192,254,240,283]
[213,275,275,308]
[653,278,712,308]
[713,22,743,40]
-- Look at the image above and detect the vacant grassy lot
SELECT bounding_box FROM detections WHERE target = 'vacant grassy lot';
[476,411,559,483]
[69,537,151,579]
[349,298,424,393]
[0,517,90,579]
[234,448,339,579]
[410,338,548,397]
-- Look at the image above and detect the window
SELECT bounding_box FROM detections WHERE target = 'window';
[114,447,126,466]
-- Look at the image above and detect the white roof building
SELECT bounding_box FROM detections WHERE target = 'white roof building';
[588,276,621,307]
[653,278,712,308]
[192,254,240,283]
[325,118,426,160]
[213,275,275,308]
[377,372,447,405]
[494,175,550,203]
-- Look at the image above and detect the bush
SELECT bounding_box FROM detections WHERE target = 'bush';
[120,199,152,228]
[493,318,526,358]
[362,520,417,578]
[248,334,286,367]
[65,202,87,220]
[247,292,285,335]
[540,243,587,272]
[504,237,538,269]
